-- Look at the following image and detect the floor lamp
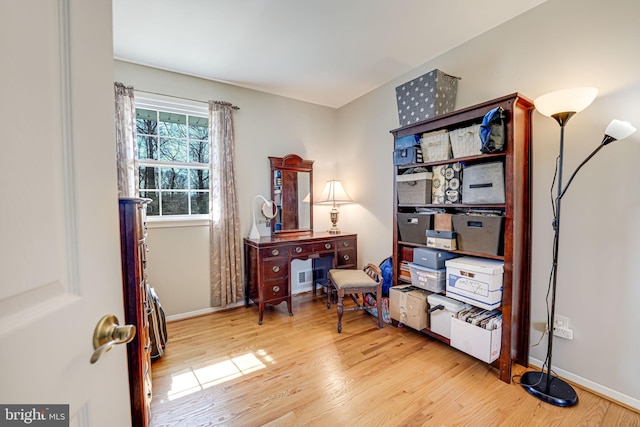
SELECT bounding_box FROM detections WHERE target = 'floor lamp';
[520,87,637,407]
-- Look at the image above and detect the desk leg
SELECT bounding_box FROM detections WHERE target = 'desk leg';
[258,302,264,325]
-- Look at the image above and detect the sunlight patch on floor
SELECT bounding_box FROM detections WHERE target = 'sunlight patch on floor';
[167,351,270,401]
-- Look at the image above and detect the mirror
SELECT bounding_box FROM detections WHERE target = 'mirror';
[269,154,314,235]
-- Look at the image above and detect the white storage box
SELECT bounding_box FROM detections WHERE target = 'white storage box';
[445,256,504,310]
[408,263,446,293]
[389,285,431,330]
[450,124,482,158]
[450,317,501,363]
[397,172,433,204]
[427,294,468,339]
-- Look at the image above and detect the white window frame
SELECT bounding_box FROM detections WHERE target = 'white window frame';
[135,93,210,227]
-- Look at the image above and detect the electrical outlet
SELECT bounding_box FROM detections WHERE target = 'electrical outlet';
[553,326,574,340]
[554,315,569,329]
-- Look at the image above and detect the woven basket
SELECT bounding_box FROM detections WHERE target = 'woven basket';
[450,124,482,158]
[420,131,451,162]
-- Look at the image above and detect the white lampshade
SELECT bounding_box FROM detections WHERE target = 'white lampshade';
[317,180,353,205]
[534,87,598,117]
[605,119,637,141]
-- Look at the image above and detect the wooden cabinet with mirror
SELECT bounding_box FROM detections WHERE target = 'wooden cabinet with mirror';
[269,154,313,235]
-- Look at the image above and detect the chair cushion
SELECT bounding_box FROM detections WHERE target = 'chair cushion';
[329,269,378,289]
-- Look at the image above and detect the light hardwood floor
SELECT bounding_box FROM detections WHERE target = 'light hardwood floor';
[150,292,639,426]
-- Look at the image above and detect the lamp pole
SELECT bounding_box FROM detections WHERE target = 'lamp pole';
[520,111,579,407]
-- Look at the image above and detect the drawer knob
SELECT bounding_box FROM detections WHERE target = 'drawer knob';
[273,285,280,293]
[295,247,303,254]
[325,243,332,249]
[343,241,350,247]
[343,254,350,261]
[272,265,280,273]
[271,249,280,256]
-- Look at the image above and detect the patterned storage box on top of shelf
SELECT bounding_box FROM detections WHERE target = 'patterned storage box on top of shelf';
[395,70,460,126]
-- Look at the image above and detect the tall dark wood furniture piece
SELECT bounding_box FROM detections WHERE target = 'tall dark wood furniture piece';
[390,93,533,383]
[119,198,152,427]
[244,232,357,324]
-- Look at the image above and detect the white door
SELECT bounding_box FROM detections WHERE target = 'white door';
[0,1,132,426]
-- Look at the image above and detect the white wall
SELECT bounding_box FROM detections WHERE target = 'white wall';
[116,0,640,407]
[340,0,640,408]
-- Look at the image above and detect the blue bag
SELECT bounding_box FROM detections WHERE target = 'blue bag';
[480,107,506,153]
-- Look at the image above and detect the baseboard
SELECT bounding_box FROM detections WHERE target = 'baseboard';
[166,301,245,322]
[528,357,640,412]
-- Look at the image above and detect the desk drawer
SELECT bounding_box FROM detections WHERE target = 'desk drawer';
[262,258,289,280]
[337,248,356,267]
[336,237,356,250]
[290,241,334,257]
[260,247,286,258]
[263,278,288,302]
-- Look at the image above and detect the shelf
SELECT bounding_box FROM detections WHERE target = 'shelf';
[390,93,534,384]
[397,241,504,260]
[397,203,505,209]
[396,152,506,170]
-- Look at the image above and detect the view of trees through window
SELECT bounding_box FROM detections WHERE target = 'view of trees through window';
[136,108,210,216]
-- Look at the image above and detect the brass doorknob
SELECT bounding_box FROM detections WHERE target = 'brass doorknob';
[90,314,136,364]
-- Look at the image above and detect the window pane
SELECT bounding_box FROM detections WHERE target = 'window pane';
[161,167,187,189]
[191,192,209,214]
[189,168,209,190]
[137,135,158,160]
[139,166,158,190]
[140,191,159,216]
[189,140,209,163]
[159,138,187,162]
[161,191,188,215]
[159,112,187,137]
[188,116,209,140]
[136,109,158,135]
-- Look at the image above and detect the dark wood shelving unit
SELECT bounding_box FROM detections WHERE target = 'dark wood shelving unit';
[390,93,534,383]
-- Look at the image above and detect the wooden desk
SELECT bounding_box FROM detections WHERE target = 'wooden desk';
[244,232,357,324]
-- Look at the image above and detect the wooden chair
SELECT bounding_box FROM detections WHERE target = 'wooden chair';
[327,263,384,333]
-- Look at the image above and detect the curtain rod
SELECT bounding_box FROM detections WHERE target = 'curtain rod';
[134,89,240,110]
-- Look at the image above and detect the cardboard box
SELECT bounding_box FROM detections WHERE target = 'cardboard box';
[397,172,432,204]
[452,214,504,256]
[397,212,434,244]
[426,230,457,250]
[434,213,453,231]
[408,263,446,293]
[427,294,468,339]
[450,317,501,363]
[445,256,504,310]
[389,285,431,330]
[413,247,460,270]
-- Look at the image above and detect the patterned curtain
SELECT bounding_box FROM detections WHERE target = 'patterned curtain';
[114,82,138,197]
[209,101,242,306]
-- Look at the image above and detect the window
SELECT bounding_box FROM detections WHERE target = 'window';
[135,98,210,218]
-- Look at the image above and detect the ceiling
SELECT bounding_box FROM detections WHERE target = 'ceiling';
[112,0,546,108]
